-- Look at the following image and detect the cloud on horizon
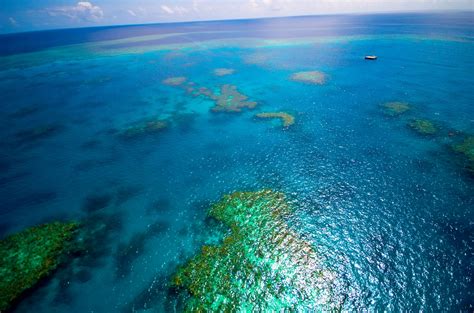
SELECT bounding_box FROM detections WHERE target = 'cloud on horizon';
[44,1,104,22]
[0,0,472,33]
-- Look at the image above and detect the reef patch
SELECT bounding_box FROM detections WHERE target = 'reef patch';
[172,189,342,311]
[290,71,326,85]
[256,112,295,127]
[408,119,437,135]
[213,68,235,76]
[117,118,168,139]
[0,222,78,312]
[381,101,410,116]
[14,124,63,145]
[162,76,187,86]
[452,136,474,175]
[206,84,257,113]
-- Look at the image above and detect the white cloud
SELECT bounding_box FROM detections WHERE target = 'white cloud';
[192,0,200,13]
[160,4,190,15]
[174,6,189,14]
[161,5,174,14]
[46,1,104,22]
[127,9,137,17]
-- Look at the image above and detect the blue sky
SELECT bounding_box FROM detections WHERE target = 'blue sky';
[1,0,473,33]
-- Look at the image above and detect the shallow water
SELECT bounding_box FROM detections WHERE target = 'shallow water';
[0,12,473,312]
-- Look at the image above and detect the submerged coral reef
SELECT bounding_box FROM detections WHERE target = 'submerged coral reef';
[15,124,63,144]
[162,76,187,86]
[408,119,437,135]
[243,52,271,66]
[207,85,257,112]
[256,112,295,127]
[290,71,326,85]
[172,190,341,311]
[452,136,474,175]
[0,222,78,311]
[213,68,235,76]
[117,118,167,139]
[162,75,256,113]
[382,102,410,116]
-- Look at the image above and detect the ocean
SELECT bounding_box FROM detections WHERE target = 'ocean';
[0,12,473,312]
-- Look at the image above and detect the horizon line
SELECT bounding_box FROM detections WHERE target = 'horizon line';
[1,8,472,36]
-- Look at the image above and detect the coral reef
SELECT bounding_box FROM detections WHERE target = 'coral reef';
[256,112,295,127]
[0,222,78,312]
[9,106,40,119]
[118,118,167,139]
[82,193,112,213]
[82,76,112,85]
[15,124,63,144]
[162,77,256,113]
[206,85,257,113]
[408,119,437,135]
[114,221,168,280]
[172,190,342,311]
[290,71,326,85]
[243,53,270,66]
[162,76,187,86]
[114,185,143,205]
[381,102,410,116]
[452,136,474,175]
[146,198,171,215]
[213,68,235,76]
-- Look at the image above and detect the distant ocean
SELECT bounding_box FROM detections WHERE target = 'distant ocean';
[0,12,473,312]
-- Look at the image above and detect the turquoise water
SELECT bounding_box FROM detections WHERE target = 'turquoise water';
[0,12,473,311]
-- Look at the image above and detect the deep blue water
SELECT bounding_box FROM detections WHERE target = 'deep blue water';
[0,12,473,312]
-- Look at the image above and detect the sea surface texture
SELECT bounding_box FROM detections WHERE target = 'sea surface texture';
[0,12,473,312]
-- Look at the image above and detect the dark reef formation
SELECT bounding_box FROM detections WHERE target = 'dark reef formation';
[114,221,168,280]
[408,119,437,135]
[117,118,168,139]
[452,136,474,176]
[0,222,78,311]
[14,124,63,145]
[82,193,113,213]
[172,190,342,311]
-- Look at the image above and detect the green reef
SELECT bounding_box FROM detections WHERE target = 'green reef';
[408,119,437,135]
[213,68,235,76]
[0,222,78,311]
[381,101,410,116]
[172,190,341,311]
[256,112,295,127]
[290,71,327,85]
[118,118,168,139]
[452,136,474,175]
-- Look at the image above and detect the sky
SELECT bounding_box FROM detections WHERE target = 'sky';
[0,0,473,34]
